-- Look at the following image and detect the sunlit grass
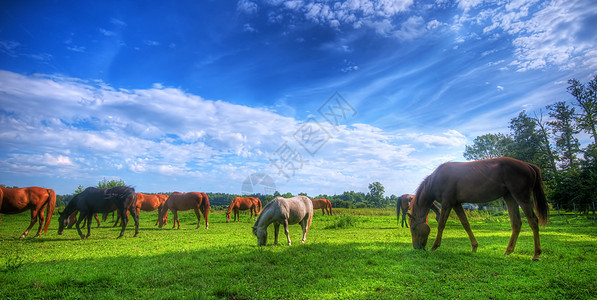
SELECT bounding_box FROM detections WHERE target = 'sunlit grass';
[1,209,596,299]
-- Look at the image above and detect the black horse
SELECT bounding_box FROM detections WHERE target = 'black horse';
[58,186,139,239]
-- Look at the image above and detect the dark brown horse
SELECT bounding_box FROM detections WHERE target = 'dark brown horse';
[226,197,262,222]
[396,194,440,228]
[409,157,548,260]
[0,186,56,238]
[311,198,333,216]
[158,192,210,229]
[58,186,139,239]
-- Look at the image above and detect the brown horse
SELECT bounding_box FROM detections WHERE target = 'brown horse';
[311,198,333,216]
[158,192,210,229]
[396,194,440,228]
[409,157,548,260]
[65,210,100,229]
[0,186,56,238]
[112,193,169,227]
[226,197,262,222]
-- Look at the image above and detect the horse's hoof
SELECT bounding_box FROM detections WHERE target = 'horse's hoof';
[19,234,26,239]
[532,255,540,261]
[117,235,123,239]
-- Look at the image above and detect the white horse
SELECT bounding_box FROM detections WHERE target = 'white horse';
[252,196,313,246]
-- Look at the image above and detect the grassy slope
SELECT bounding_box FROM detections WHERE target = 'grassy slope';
[0,209,596,299]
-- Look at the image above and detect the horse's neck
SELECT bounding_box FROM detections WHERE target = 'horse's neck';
[413,195,433,217]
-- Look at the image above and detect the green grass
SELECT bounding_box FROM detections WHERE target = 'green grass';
[1,209,596,299]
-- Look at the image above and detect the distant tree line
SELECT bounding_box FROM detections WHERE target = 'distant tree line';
[464,76,597,211]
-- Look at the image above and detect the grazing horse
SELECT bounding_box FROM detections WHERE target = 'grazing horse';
[158,192,210,229]
[58,186,139,239]
[252,196,313,246]
[408,157,548,260]
[396,194,440,228]
[112,193,168,227]
[0,186,56,238]
[226,197,262,222]
[311,198,333,216]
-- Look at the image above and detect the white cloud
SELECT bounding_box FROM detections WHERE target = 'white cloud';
[238,0,259,14]
[0,70,470,195]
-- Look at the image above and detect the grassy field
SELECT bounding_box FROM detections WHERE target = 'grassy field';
[1,208,596,299]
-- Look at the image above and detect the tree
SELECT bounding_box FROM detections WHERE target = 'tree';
[547,101,581,169]
[367,182,386,208]
[568,76,597,144]
[97,178,126,189]
[463,133,513,160]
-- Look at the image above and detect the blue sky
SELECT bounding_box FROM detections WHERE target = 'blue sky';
[1,0,596,196]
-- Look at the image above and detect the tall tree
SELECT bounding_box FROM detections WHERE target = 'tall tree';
[367,182,386,208]
[463,133,513,161]
[547,101,581,169]
[534,111,558,179]
[568,76,597,144]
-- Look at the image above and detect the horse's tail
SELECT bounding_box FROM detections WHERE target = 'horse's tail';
[257,198,262,214]
[530,164,548,227]
[200,193,210,213]
[327,199,333,216]
[43,189,56,234]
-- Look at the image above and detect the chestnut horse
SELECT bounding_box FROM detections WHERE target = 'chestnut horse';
[112,193,168,226]
[158,192,210,229]
[311,198,333,216]
[65,210,100,229]
[252,196,313,246]
[396,194,440,228]
[58,186,139,239]
[409,157,548,260]
[226,197,262,222]
[0,186,56,238]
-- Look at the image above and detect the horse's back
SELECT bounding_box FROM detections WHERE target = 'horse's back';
[280,196,312,224]
[0,186,49,213]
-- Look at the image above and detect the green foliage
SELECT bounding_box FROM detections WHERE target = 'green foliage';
[367,181,386,208]
[97,178,126,189]
[463,133,513,160]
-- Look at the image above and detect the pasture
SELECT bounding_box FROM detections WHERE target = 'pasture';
[1,208,596,299]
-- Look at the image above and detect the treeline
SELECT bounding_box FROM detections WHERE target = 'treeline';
[39,179,402,210]
[464,76,597,210]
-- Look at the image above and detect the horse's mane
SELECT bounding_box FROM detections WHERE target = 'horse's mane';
[254,197,282,226]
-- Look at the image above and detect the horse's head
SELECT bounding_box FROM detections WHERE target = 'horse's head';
[57,210,66,235]
[408,213,430,250]
[252,226,267,246]
[225,212,231,223]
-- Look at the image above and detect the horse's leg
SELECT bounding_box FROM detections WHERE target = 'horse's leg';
[203,207,209,229]
[235,209,239,223]
[273,223,280,246]
[503,195,522,256]
[94,214,100,227]
[34,208,45,237]
[518,198,542,260]
[430,205,453,251]
[86,214,92,238]
[283,219,291,245]
[75,214,86,239]
[20,208,38,238]
[301,219,308,243]
[194,207,201,229]
[112,212,120,227]
[173,210,180,229]
[118,208,128,238]
[130,208,139,237]
[453,204,479,252]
